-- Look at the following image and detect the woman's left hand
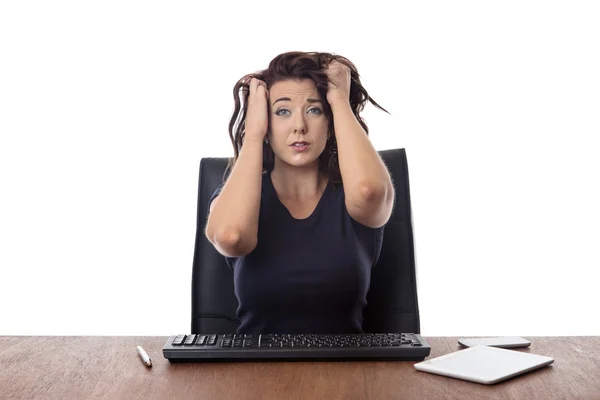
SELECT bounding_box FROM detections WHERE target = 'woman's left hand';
[325,60,351,106]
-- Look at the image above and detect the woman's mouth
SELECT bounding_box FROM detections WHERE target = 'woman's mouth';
[290,142,310,152]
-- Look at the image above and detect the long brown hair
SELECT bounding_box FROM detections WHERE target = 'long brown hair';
[224,51,389,188]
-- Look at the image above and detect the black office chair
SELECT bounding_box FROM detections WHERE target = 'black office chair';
[191,148,421,334]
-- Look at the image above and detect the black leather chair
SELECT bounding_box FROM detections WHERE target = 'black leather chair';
[191,148,421,334]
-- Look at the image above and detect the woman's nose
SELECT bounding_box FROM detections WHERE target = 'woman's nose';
[293,115,306,133]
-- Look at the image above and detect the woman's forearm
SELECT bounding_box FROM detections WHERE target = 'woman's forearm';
[205,137,263,256]
[330,100,393,205]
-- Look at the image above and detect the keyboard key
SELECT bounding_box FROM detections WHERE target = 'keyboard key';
[184,335,197,346]
[195,335,208,346]
[172,335,186,346]
[207,335,218,346]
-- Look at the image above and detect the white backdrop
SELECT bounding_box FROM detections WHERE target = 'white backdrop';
[1,1,598,336]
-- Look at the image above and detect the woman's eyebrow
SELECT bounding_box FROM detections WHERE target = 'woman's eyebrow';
[272,97,322,106]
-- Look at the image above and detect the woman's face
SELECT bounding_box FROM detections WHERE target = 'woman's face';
[267,79,329,168]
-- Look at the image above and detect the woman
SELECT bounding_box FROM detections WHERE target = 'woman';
[205,51,395,334]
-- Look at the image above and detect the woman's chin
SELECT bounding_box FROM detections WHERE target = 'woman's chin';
[278,155,319,168]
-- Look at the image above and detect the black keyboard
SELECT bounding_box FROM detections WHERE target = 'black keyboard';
[163,333,431,362]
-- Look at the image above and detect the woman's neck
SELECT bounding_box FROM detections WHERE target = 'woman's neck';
[270,165,328,201]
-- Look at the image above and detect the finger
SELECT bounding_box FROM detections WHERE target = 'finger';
[256,81,268,95]
[257,85,269,99]
[249,77,260,94]
[250,78,268,95]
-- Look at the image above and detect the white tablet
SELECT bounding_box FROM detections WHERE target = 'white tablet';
[414,345,554,385]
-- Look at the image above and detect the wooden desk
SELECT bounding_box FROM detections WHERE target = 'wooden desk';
[1,336,599,399]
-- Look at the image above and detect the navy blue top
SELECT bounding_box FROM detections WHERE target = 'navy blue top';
[209,171,385,334]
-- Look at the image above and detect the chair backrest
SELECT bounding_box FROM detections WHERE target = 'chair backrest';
[191,148,421,334]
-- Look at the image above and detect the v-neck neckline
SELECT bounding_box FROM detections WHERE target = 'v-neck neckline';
[267,171,330,222]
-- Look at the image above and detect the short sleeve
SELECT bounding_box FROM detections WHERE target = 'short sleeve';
[372,226,385,267]
[348,216,387,268]
[371,190,395,266]
[208,181,225,216]
[342,188,390,268]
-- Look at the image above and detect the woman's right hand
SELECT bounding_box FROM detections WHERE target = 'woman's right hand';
[244,77,270,141]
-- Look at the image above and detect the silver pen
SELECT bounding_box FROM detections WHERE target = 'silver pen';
[137,345,152,367]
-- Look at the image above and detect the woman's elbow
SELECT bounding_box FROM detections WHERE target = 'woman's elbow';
[210,227,257,257]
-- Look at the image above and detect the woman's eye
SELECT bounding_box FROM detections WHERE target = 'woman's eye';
[275,108,322,116]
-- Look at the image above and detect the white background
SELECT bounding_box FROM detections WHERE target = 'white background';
[1,1,598,336]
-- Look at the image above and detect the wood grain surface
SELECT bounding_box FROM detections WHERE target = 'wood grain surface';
[1,336,599,400]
